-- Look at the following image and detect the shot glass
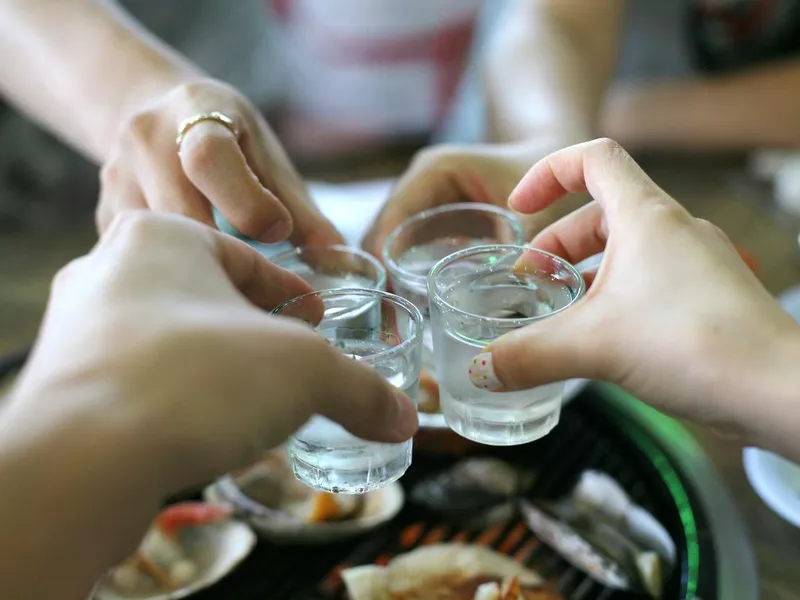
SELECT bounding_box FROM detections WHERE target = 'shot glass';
[271,245,386,292]
[427,245,585,446]
[272,289,423,493]
[382,204,524,418]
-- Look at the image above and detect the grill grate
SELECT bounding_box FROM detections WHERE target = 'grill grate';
[182,385,717,600]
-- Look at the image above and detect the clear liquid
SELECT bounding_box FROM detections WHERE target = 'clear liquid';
[434,277,575,445]
[395,237,495,278]
[394,238,496,386]
[289,339,419,493]
[301,272,378,291]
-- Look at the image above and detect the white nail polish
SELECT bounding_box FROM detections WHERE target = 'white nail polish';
[468,353,503,391]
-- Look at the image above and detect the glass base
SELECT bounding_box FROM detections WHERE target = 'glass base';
[441,394,562,446]
[287,439,412,494]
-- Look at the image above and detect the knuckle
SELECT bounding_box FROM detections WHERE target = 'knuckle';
[694,217,725,237]
[98,161,120,189]
[122,111,158,146]
[51,257,87,293]
[108,210,166,245]
[592,137,626,157]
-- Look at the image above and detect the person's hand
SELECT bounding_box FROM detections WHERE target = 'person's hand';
[9,212,416,491]
[476,139,800,451]
[361,142,589,257]
[96,79,343,246]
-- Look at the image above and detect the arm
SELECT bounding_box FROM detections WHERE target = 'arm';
[601,58,800,151]
[0,0,202,163]
[481,0,626,148]
[0,395,165,600]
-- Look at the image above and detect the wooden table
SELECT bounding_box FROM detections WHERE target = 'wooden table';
[1,153,799,599]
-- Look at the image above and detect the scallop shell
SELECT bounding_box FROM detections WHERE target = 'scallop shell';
[92,519,255,600]
[203,453,404,545]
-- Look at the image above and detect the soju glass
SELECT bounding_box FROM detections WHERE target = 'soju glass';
[271,245,386,292]
[272,289,423,493]
[382,203,524,421]
[427,245,585,446]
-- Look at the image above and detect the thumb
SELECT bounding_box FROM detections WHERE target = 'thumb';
[308,344,419,443]
[472,304,606,392]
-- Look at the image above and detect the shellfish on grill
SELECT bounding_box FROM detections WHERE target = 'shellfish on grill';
[203,448,404,544]
[93,502,255,600]
[342,543,562,600]
[410,457,535,526]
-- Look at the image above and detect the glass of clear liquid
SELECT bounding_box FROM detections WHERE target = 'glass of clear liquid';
[271,245,386,292]
[272,289,423,493]
[427,245,585,446]
[382,203,524,422]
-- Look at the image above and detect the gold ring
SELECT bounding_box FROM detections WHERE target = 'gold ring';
[176,112,239,148]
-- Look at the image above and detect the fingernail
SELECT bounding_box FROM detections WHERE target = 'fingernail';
[393,389,418,439]
[468,353,504,391]
[260,219,290,243]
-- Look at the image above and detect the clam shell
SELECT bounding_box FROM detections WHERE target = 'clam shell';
[203,477,404,545]
[92,519,256,600]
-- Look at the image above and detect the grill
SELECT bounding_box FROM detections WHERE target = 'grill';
[181,384,720,600]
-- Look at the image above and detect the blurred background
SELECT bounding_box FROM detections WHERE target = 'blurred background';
[2,2,800,596]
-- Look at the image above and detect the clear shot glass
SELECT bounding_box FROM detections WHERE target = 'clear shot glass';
[427,245,585,446]
[271,245,386,292]
[382,203,524,419]
[272,289,423,493]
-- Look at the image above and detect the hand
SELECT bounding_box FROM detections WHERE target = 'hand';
[9,212,417,492]
[96,79,343,246]
[478,139,800,452]
[361,142,589,257]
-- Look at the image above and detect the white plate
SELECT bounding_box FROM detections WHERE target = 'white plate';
[203,479,404,545]
[743,448,800,528]
[741,285,800,526]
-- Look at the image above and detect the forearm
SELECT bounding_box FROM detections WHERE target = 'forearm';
[481,0,625,147]
[601,59,800,151]
[0,0,203,162]
[737,326,800,464]
[0,391,164,599]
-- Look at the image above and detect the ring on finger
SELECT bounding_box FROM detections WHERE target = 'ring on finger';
[176,112,239,149]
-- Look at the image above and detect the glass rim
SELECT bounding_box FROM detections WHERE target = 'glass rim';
[381,202,525,286]
[271,244,387,290]
[272,287,425,361]
[426,244,586,325]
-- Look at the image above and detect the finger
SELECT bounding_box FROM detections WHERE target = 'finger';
[362,165,457,257]
[179,121,294,243]
[528,201,609,266]
[209,229,322,316]
[240,132,344,246]
[96,164,148,233]
[138,154,217,228]
[508,138,671,219]
[468,304,608,392]
[311,344,419,443]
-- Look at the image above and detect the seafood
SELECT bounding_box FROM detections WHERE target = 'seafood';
[233,452,363,522]
[203,449,404,544]
[94,502,255,600]
[342,544,561,600]
[520,470,676,598]
[410,458,535,524]
[572,470,676,568]
[418,369,440,414]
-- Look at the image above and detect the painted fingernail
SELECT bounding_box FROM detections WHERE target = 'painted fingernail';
[468,353,503,391]
[260,219,290,243]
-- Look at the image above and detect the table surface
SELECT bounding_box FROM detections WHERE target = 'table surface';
[1,153,799,599]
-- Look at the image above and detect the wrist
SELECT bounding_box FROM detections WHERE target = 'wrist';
[0,383,167,597]
[734,324,800,461]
